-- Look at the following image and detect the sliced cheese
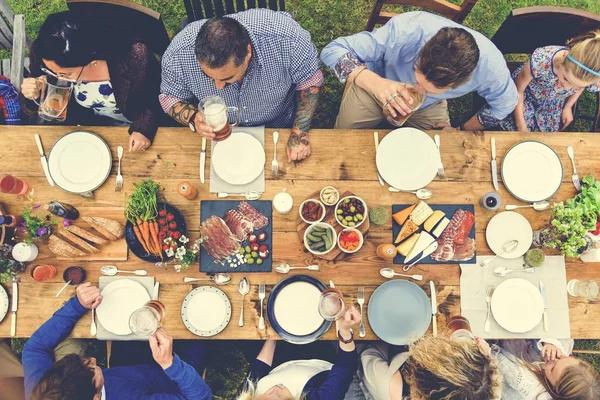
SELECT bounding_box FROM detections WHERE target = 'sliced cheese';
[409,201,434,226]
[404,232,435,264]
[392,204,416,225]
[394,220,419,244]
[432,217,450,238]
[424,210,445,232]
[396,233,420,256]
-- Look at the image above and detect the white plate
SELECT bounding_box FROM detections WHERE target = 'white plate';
[96,279,150,336]
[501,141,563,202]
[0,284,8,323]
[212,132,265,185]
[491,278,544,333]
[181,286,231,337]
[376,128,440,191]
[274,281,324,336]
[48,131,112,193]
[486,211,533,259]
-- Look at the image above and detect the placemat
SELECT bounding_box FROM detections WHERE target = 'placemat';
[209,126,265,194]
[97,276,155,341]
[460,256,570,339]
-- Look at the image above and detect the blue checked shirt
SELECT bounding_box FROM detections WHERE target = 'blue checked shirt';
[161,9,320,128]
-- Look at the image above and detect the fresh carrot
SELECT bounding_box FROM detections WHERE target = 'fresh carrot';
[137,219,155,255]
[133,224,152,255]
[149,220,163,260]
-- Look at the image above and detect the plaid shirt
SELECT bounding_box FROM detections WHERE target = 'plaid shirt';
[0,76,20,125]
[160,9,321,128]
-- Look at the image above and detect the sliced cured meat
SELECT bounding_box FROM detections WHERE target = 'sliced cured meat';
[430,209,475,262]
[454,211,475,245]
[199,216,240,263]
[238,201,269,230]
[454,238,476,261]
[224,209,254,241]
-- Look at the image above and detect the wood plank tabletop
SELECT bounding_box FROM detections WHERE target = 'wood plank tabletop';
[0,126,599,340]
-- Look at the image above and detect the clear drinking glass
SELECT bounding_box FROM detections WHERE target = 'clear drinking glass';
[318,288,346,321]
[567,279,599,301]
[35,76,72,122]
[199,96,241,141]
[129,300,167,337]
[446,315,475,342]
[383,86,426,127]
[0,175,29,195]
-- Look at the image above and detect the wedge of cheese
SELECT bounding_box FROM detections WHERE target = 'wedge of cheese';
[396,233,420,256]
[409,201,434,226]
[424,210,445,232]
[394,220,419,244]
[404,232,436,264]
[392,204,416,225]
[432,217,450,238]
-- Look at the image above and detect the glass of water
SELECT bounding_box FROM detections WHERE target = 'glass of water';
[567,280,599,301]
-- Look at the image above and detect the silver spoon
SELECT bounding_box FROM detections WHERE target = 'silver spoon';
[275,264,320,274]
[55,280,72,297]
[100,266,148,276]
[183,273,232,285]
[480,240,519,267]
[493,266,535,277]
[388,187,433,200]
[238,277,250,327]
[380,268,423,281]
[505,201,550,211]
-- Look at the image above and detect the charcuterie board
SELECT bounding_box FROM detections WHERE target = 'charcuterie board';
[392,204,476,265]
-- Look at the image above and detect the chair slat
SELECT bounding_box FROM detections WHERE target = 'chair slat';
[2,59,10,78]
[279,0,284,11]
[224,0,235,14]
[247,0,256,7]
[236,0,246,12]
[268,0,277,10]
[0,1,15,30]
[183,0,195,21]
[10,14,25,91]
[0,14,13,46]
[258,0,267,8]
[202,0,214,18]
[212,0,225,17]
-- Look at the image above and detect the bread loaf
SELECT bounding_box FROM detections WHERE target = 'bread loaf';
[49,235,87,257]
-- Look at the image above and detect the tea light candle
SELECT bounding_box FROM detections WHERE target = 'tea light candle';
[12,243,39,262]
[481,192,502,211]
[273,191,293,214]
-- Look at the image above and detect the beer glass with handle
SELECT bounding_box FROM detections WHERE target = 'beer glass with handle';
[199,96,241,141]
[35,76,73,122]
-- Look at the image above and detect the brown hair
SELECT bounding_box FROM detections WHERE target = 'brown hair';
[564,30,600,82]
[530,359,600,400]
[402,336,502,400]
[416,27,480,89]
[30,354,97,400]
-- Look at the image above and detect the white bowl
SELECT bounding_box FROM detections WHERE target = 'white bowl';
[337,228,364,254]
[304,222,337,255]
[320,186,340,206]
[334,195,368,229]
[299,199,326,224]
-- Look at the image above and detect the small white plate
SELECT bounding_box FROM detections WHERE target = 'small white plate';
[486,211,533,259]
[48,131,112,194]
[274,281,324,336]
[212,132,265,185]
[181,286,231,337]
[376,128,440,191]
[96,279,150,336]
[491,278,544,333]
[0,284,8,323]
[501,141,563,202]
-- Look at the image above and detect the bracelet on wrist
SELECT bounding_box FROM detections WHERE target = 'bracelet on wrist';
[338,329,354,344]
[352,66,368,86]
[188,110,199,132]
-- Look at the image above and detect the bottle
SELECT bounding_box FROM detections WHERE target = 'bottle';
[44,201,79,220]
[0,214,20,228]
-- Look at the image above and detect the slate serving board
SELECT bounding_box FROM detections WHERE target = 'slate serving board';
[392,204,476,265]
[200,200,272,273]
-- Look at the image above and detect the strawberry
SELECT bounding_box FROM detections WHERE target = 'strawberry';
[158,218,167,226]
[172,231,182,240]
[169,221,177,230]
[167,213,175,221]
[159,209,167,217]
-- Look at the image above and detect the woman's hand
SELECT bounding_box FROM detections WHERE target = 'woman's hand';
[21,78,41,101]
[542,343,565,361]
[76,282,102,309]
[129,132,151,152]
[561,106,574,131]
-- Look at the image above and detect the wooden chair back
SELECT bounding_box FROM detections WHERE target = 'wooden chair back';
[366,0,478,31]
[184,0,285,22]
[66,0,170,55]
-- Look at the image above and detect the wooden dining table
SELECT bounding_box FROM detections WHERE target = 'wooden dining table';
[0,125,599,340]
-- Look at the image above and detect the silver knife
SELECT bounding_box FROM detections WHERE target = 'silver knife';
[491,137,499,191]
[373,132,385,186]
[200,137,206,184]
[540,281,548,332]
[430,280,438,337]
[152,282,160,301]
[34,134,54,186]
[11,279,17,337]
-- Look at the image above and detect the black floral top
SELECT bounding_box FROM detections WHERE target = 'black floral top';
[74,80,131,124]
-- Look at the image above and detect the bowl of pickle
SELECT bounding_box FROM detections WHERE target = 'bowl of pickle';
[334,195,368,229]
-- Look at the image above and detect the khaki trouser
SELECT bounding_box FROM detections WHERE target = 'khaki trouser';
[335,82,450,130]
[54,338,88,361]
[0,340,24,400]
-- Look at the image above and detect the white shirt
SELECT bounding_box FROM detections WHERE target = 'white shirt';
[73,80,131,124]
[256,359,332,397]
[101,385,106,400]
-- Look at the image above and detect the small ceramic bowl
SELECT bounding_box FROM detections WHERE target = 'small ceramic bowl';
[299,199,326,224]
[337,228,364,254]
[304,222,337,255]
[334,195,368,229]
[320,186,340,206]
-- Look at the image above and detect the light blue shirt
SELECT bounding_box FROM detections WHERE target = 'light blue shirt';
[320,12,518,120]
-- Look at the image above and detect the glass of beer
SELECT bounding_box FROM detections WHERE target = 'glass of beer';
[129,300,167,338]
[383,86,426,127]
[35,76,72,122]
[318,288,346,321]
[0,175,29,195]
[446,315,475,342]
[199,96,241,141]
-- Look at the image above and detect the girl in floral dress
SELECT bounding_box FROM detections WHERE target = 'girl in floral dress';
[480,30,600,132]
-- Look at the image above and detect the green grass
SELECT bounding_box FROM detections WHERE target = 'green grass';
[5,0,600,396]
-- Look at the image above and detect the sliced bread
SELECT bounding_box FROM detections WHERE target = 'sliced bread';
[49,235,87,258]
[59,230,100,254]
[64,225,109,245]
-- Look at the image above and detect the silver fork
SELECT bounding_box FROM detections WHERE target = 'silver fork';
[567,146,581,191]
[271,131,279,177]
[258,283,266,330]
[115,146,124,192]
[434,134,445,179]
[484,286,494,333]
[357,287,366,338]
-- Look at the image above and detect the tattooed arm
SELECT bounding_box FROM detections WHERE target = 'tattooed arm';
[288,85,321,162]
[167,100,215,139]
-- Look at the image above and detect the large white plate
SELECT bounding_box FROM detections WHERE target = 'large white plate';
[501,141,563,202]
[273,281,324,336]
[212,132,265,185]
[486,211,533,259]
[181,286,231,337]
[376,128,440,190]
[96,279,150,336]
[48,131,112,193]
[491,278,544,333]
[0,284,8,323]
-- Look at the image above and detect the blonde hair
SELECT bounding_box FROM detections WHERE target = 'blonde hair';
[236,380,303,400]
[529,359,600,400]
[564,30,600,82]
[402,336,502,400]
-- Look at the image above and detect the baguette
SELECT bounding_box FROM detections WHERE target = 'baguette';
[64,225,109,245]
[49,235,87,258]
[59,230,100,254]
[83,217,124,241]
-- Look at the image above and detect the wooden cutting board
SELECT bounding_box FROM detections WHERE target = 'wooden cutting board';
[296,190,370,261]
[56,207,128,261]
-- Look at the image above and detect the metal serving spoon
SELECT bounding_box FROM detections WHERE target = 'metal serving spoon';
[100,266,148,276]
[505,201,550,211]
[183,273,232,285]
[388,187,433,200]
[275,264,319,274]
[217,191,261,200]
[238,277,250,327]
[480,240,519,267]
[493,266,535,277]
[380,268,423,281]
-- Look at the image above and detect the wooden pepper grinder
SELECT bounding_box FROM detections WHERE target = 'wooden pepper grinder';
[178,181,198,200]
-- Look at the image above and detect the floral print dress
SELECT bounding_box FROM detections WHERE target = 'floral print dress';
[74,80,132,125]
[479,46,600,132]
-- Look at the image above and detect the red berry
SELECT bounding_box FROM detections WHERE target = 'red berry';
[594,230,600,236]
[259,249,269,259]
[158,218,167,226]
[172,231,182,240]
[248,234,257,243]
[250,243,260,252]
[167,214,175,221]
[168,221,177,230]
[158,209,167,217]
[162,243,170,251]
[258,232,267,242]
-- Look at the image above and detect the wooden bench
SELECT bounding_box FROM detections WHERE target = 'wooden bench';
[0,1,29,92]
